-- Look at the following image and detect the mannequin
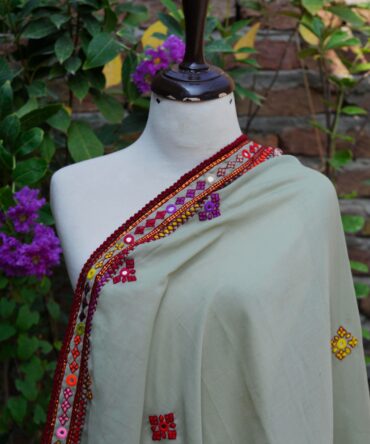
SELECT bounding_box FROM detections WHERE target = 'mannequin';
[50,92,242,291]
[50,0,239,291]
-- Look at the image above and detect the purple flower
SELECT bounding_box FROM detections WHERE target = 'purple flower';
[0,232,27,277]
[6,186,46,233]
[162,34,185,63]
[17,223,62,279]
[0,186,62,279]
[132,34,185,94]
[144,47,170,70]
[132,59,159,94]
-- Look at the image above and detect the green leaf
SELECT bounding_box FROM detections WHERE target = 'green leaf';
[85,69,106,90]
[158,12,183,37]
[46,299,60,320]
[0,56,15,85]
[37,202,54,225]
[15,127,44,156]
[120,110,148,134]
[55,33,74,64]
[33,404,46,425]
[16,305,40,331]
[50,13,70,29]
[0,275,8,290]
[235,83,264,106]
[328,6,364,27]
[39,276,52,294]
[53,340,62,351]
[0,185,14,211]
[7,397,27,425]
[328,149,352,169]
[91,90,124,123]
[15,97,38,119]
[67,120,104,162]
[83,32,122,70]
[302,0,324,15]
[0,323,16,341]
[341,214,365,233]
[121,50,139,103]
[325,31,360,50]
[103,7,118,33]
[12,158,48,185]
[120,3,149,26]
[46,107,71,132]
[68,72,90,101]
[160,0,182,21]
[362,328,370,340]
[20,287,37,304]
[0,80,13,119]
[26,80,47,98]
[0,142,12,170]
[205,39,234,53]
[21,18,57,39]
[84,15,102,36]
[19,356,44,382]
[38,339,53,354]
[39,133,56,162]
[0,114,20,147]
[0,299,15,319]
[351,63,370,74]
[15,378,38,401]
[20,104,61,130]
[355,282,370,299]
[341,106,367,116]
[350,260,369,273]
[64,56,82,74]
[17,334,39,360]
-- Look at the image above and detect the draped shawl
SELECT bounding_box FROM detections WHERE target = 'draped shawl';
[42,133,370,444]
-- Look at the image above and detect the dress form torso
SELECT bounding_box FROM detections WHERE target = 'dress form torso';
[50,91,243,290]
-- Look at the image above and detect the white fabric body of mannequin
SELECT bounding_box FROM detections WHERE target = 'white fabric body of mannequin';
[50,91,243,290]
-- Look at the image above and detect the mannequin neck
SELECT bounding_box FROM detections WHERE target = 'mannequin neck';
[138,91,243,166]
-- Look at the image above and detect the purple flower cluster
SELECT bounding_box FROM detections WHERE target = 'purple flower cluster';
[0,186,62,279]
[132,34,185,94]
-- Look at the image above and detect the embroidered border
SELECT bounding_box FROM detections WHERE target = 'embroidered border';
[41,134,283,443]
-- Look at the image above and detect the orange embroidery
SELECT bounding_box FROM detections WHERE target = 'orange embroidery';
[331,325,358,360]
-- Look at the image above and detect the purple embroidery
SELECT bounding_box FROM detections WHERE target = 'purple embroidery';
[198,193,221,221]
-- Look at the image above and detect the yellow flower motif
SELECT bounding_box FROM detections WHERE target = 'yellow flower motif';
[76,323,85,335]
[95,260,104,268]
[104,251,113,259]
[331,325,358,361]
[115,242,124,250]
[87,268,96,279]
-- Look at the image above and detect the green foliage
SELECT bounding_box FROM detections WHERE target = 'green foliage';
[295,0,369,176]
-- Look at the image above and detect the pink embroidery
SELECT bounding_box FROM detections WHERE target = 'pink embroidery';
[149,413,177,440]
[112,256,136,284]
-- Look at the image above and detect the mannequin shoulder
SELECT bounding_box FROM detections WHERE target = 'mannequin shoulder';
[50,140,139,191]
[280,155,340,213]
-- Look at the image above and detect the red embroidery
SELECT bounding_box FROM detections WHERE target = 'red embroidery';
[112,256,136,284]
[149,413,177,440]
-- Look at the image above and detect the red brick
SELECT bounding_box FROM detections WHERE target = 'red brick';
[255,40,300,70]
[336,170,370,198]
[236,87,325,117]
[280,128,326,157]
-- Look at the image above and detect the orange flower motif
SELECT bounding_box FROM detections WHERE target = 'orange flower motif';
[331,325,358,360]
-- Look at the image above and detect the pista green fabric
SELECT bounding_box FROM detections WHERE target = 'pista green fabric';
[81,153,370,444]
